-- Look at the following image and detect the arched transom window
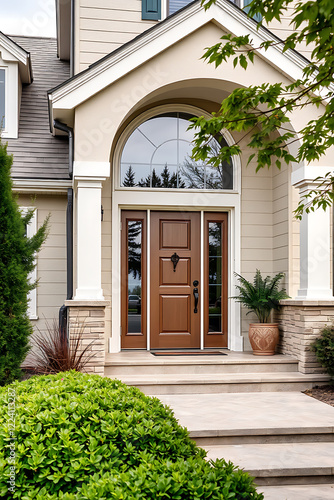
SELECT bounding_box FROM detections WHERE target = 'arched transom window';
[120,112,233,190]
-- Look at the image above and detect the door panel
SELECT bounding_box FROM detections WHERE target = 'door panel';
[160,220,190,248]
[160,258,190,285]
[151,211,200,349]
[160,295,190,333]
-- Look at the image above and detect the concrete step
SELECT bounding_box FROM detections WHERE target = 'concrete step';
[205,442,334,485]
[154,393,334,493]
[109,371,330,395]
[157,392,334,445]
[259,484,334,499]
[104,352,299,376]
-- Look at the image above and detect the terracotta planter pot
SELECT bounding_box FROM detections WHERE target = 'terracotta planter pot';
[248,323,279,355]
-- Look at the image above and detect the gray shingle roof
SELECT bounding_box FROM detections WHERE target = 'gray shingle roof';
[6,36,70,180]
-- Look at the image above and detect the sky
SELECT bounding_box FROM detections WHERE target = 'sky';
[0,0,56,38]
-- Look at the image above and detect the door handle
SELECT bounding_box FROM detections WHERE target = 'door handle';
[193,287,199,313]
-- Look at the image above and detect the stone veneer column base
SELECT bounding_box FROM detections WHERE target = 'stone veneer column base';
[65,300,109,376]
[277,299,334,374]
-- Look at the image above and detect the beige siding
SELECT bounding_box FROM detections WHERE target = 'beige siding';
[17,194,67,335]
[290,183,300,297]
[77,0,312,73]
[77,0,157,72]
[266,0,313,60]
[240,143,291,348]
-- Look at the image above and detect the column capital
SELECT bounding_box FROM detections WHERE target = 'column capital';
[73,161,110,178]
[291,165,334,189]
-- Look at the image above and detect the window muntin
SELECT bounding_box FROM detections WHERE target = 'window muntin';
[0,69,5,129]
[120,112,233,190]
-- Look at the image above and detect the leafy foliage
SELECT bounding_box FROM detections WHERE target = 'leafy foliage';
[0,371,264,499]
[23,320,96,375]
[192,0,334,216]
[0,139,49,386]
[311,325,334,377]
[233,270,289,323]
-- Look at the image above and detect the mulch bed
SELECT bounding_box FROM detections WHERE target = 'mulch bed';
[303,384,334,407]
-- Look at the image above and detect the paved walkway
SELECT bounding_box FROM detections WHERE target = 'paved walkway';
[158,392,334,435]
[156,392,334,500]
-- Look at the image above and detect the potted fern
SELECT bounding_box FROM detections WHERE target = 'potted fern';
[233,270,289,355]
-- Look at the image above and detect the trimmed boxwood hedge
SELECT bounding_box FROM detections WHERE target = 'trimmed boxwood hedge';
[0,371,264,499]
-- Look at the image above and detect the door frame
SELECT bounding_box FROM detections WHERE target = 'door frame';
[113,198,243,352]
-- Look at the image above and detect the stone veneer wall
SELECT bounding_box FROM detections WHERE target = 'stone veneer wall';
[65,301,109,376]
[276,300,334,374]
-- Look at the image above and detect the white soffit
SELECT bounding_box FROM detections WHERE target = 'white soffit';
[56,0,70,61]
[0,32,32,83]
[49,0,310,114]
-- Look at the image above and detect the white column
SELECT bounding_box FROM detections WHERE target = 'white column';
[292,165,333,300]
[73,161,109,301]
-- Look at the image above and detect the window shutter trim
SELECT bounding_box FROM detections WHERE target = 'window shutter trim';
[142,0,161,21]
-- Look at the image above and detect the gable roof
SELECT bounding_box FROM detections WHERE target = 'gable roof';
[0,31,32,83]
[48,0,311,131]
[6,37,70,180]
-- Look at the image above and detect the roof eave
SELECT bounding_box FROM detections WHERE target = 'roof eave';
[48,0,316,133]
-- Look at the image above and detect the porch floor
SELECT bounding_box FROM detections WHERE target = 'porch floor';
[105,350,297,366]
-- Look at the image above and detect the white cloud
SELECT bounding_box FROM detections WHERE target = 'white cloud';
[0,0,56,37]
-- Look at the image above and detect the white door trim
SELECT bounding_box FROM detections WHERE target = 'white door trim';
[110,192,243,352]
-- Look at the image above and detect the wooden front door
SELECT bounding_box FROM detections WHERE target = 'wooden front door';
[150,212,201,349]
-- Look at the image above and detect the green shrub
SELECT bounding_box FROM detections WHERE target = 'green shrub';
[311,325,334,377]
[0,371,263,499]
[0,138,49,385]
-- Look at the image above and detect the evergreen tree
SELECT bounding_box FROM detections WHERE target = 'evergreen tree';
[123,165,136,186]
[138,168,162,188]
[151,168,162,187]
[0,139,49,385]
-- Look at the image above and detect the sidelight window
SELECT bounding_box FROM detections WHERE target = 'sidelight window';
[121,211,147,348]
[127,220,143,334]
[208,222,223,332]
[204,213,228,346]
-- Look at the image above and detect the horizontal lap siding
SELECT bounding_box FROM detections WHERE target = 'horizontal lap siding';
[240,142,274,348]
[18,194,67,335]
[78,0,156,71]
[266,2,313,60]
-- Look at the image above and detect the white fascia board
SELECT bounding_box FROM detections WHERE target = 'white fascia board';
[0,33,31,83]
[0,34,29,65]
[50,1,311,113]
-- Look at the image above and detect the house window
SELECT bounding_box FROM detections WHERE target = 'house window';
[120,112,233,190]
[168,0,193,15]
[142,0,262,21]
[0,69,5,129]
